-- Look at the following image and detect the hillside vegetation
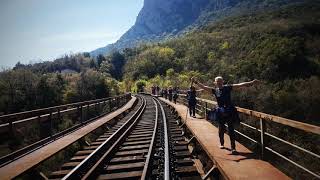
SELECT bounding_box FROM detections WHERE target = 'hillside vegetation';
[0,53,122,114]
[121,1,320,125]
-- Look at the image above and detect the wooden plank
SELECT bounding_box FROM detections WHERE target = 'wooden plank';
[70,155,87,162]
[106,162,145,171]
[110,156,145,164]
[175,166,198,174]
[0,96,137,180]
[49,169,71,178]
[97,170,142,179]
[122,140,151,146]
[61,161,80,169]
[115,149,149,156]
[120,144,150,151]
[160,97,291,180]
[74,150,94,156]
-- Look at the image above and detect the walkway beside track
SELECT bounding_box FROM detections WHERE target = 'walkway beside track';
[159,97,291,180]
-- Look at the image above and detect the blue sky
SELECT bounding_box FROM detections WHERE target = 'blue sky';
[0,0,144,68]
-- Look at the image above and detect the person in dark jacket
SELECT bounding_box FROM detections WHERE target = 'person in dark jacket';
[168,86,173,101]
[156,86,160,96]
[180,86,203,118]
[163,88,168,99]
[151,85,156,95]
[172,86,179,104]
[192,76,261,154]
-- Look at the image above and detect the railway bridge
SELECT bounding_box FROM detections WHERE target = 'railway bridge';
[0,93,318,179]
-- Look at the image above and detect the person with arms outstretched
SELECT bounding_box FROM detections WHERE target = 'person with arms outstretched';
[191,76,261,154]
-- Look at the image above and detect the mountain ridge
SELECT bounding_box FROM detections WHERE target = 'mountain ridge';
[90,0,306,56]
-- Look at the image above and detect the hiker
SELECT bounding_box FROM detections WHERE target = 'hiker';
[172,86,179,104]
[151,85,156,95]
[156,85,160,96]
[163,88,168,99]
[168,87,173,101]
[191,76,261,154]
[180,85,203,118]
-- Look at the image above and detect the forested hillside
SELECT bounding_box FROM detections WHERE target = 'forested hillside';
[120,1,320,125]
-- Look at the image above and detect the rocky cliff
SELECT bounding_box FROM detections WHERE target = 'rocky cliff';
[90,0,304,56]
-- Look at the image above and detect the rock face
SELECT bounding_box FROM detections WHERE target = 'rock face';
[90,0,225,56]
[121,0,207,40]
[90,0,303,56]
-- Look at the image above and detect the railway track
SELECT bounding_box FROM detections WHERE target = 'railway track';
[48,94,202,179]
[156,98,201,179]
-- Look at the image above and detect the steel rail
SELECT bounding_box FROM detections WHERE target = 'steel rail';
[141,97,159,179]
[154,97,170,180]
[62,96,147,180]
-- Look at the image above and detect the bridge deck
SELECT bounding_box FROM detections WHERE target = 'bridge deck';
[0,96,137,180]
[159,97,291,180]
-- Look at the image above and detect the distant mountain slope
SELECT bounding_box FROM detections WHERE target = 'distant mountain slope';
[90,0,307,56]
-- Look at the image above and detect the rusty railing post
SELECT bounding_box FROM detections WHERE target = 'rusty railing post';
[116,97,119,108]
[109,99,112,112]
[86,103,90,121]
[205,102,208,118]
[37,115,41,138]
[9,116,15,140]
[80,105,83,123]
[260,116,265,159]
[57,107,61,123]
[49,111,53,137]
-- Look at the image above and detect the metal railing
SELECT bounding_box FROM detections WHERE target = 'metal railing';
[0,93,131,167]
[177,94,320,179]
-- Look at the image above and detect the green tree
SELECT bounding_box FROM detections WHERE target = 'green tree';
[109,51,126,80]
[96,54,106,68]
[89,59,96,69]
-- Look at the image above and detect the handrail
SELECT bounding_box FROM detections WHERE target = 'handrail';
[0,93,131,128]
[0,93,131,124]
[177,94,320,179]
[178,94,320,135]
[0,93,132,168]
